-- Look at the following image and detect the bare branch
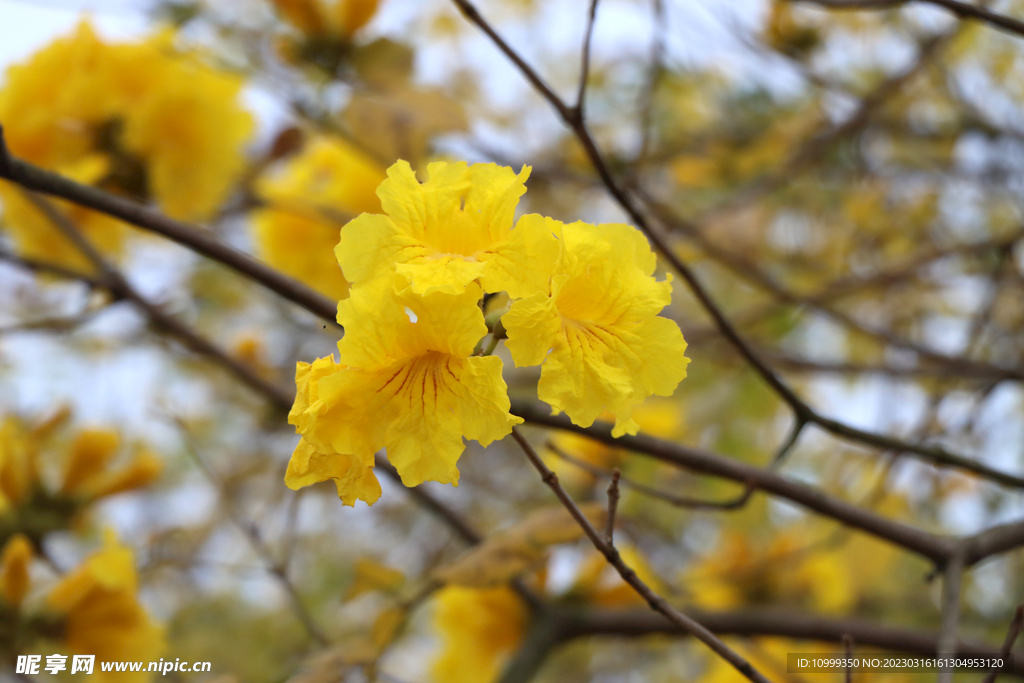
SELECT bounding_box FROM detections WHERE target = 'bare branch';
[510,427,776,683]
[793,0,1024,41]
[514,401,955,562]
[21,190,296,410]
[575,0,601,117]
[605,468,621,546]
[0,125,337,322]
[980,605,1024,683]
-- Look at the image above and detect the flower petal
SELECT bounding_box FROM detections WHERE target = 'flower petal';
[285,438,381,507]
[480,213,560,299]
[503,290,562,368]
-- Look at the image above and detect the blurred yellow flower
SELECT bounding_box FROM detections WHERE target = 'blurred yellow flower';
[431,585,527,683]
[503,219,689,437]
[269,0,381,37]
[0,21,252,267]
[336,160,559,297]
[685,530,855,614]
[0,415,162,546]
[254,136,385,300]
[46,536,165,680]
[288,280,521,498]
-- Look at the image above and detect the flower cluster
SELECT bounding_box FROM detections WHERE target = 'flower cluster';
[0,22,252,268]
[287,160,689,505]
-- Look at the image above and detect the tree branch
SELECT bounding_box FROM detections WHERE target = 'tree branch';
[0,125,337,322]
[510,427,776,683]
[793,0,1024,41]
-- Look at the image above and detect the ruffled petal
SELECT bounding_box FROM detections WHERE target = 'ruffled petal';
[447,356,523,447]
[285,438,381,507]
[537,321,637,430]
[337,280,487,365]
[395,255,488,296]
[502,291,562,368]
[480,213,561,299]
[335,213,427,287]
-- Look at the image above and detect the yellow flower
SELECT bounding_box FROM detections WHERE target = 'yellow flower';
[0,21,252,267]
[47,536,164,679]
[335,160,559,297]
[431,585,527,683]
[503,219,689,437]
[118,31,254,221]
[254,136,385,300]
[287,280,522,499]
[269,0,381,37]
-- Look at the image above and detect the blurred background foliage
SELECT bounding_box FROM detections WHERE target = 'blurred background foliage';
[0,0,1023,681]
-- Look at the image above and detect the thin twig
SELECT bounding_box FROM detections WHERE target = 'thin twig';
[515,401,955,563]
[176,422,330,646]
[575,0,601,117]
[981,605,1024,683]
[793,0,1024,41]
[510,427,775,683]
[20,190,296,411]
[605,468,621,546]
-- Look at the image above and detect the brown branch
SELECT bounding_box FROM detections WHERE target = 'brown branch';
[514,401,955,562]
[937,549,965,683]
[604,468,621,545]
[575,0,601,116]
[510,427,776,683]
[20,190,296,411]
[981,604,1024,683]
[0,125,337,322]
[793,0,1024,41]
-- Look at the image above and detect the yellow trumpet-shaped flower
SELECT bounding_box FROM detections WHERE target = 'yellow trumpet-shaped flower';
[47,535,164,680]
[335,160,559,298]
[287,280,522,499]
[254,136,385,300]
[431,585,528,683]
[503,219,689,437]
